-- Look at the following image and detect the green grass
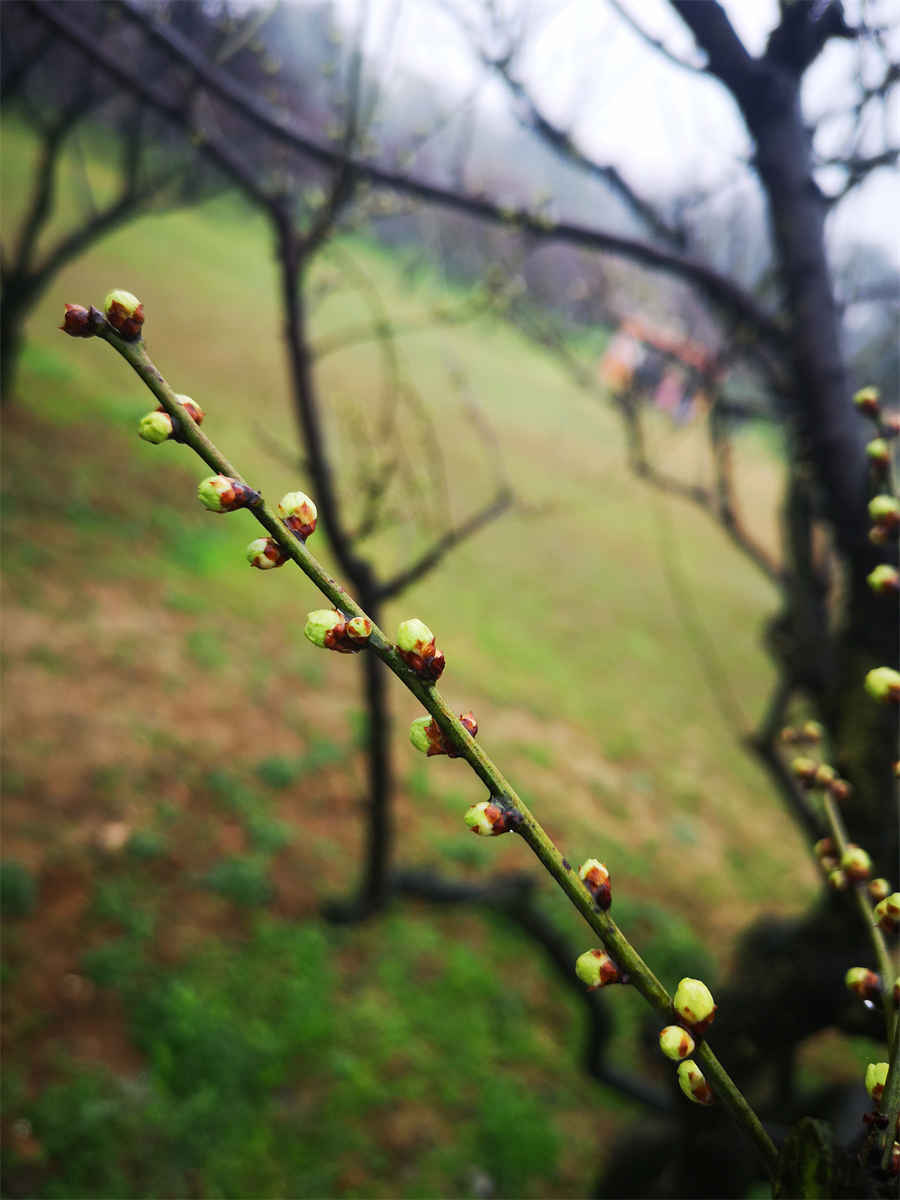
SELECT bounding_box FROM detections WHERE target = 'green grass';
[1,115,823,1198]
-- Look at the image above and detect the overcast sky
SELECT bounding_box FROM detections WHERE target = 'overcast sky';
[325,0,899,264]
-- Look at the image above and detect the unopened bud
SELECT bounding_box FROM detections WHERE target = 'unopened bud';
[866,1061,889,1103]
[814,838,836,860]
[814,763,837,788]
[845,967,881,1000]
[574,948,622,990]
[866,438,891,467]
[278,491,317,539]
[103,289,144,340]
[828,777,852,802]
[396,618,445,681]
[247,537,287,569]
[828,867,848,892]
[464,799,517,836]
[868,495,900,532]
[676,1059,713,1105]
[874,892,900,934]
[197,475,259,513]
[673,977,716,1034]
[869,878,891,902]
[578,858,611,911]
[60,302,101,337]
[853,386,880,417]
[800,720,823,742]
[659,1025,695,1061]
[841,845,872,882]
[867,564,900,594]
[173,394,204,425]
[346,616,373,644]
[791,757,818,786]
[139,410,173,444]
[865,666,900,703]
[303,609,359,654]
[820,855,839,873]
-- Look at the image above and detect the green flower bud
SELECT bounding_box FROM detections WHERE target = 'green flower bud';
[465,800,514,836]
[867,564,900,594]
[673,977,716,1034]
[676,1059,713,1105]
[853,386,880,416]
[828,867,848,892]
[197,474,259,513]
[304,609,344,648]
[841,844,872,882]
[814,763,837,788]
[866,1061,889,1103]
[845,967,881,1000]
[397,618,435,655]
[574,948,622,990]
[247,537,287,570]
[409,714,440,756]
[278,491,317,539]
[346,616,373,643]
[791,756,819,786]
[866,438,891,466]
[139,410,173,444]
[103,289,144,339]
[868,495,900,528]
[800,720,823,742]
[865,666,900,703]
[579,858,612,911]
[874,892,900,934]
[869,878,891,902]
[659,1025,695,1061]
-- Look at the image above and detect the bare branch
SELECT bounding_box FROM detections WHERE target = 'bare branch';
[606,0,707,75]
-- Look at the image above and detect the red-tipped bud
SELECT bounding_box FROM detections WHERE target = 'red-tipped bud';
[865,666,900,704]
[867,564,900,594]
[673,978,716,1035]
[578,858,612,911]
[169,394,205,425]
[575,949,623,990]
[874,893,900,934]
[827,777,852,803]
[814,763,837,788]
[60,303,101,337]
[103,289,144,340]
[464,799,518,836]
[845,967,881,1000]
[868,495,900,533]
[791,757,819,786]
[247,537,288,569]
[853,386,880,417]
[841,845,872,882]
[458,711,478,740]
[409,712,477,757]
[676,1059,713,1106]
[303,609,363,653]
[278,491,317,540]
[866,1061,889,1103]
[396,618,445,681]
[828,867,848,892]
[346,616,373,644]
[197,475,259,513]
[866,438,891,467]
[814,838,836,860]
[659,1025,695,1061]
[869,878,891,902]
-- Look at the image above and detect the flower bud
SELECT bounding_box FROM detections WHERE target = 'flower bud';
[659,1025,695,1061]
[197,475,259,513]
[458,711,478,740]
[828,867,848,892]
[103,289,144,339]
[820,856,839,873]
[247,537,287,570]
[869,878,891,902]
[800,720,823,742]
[845,967,881,1000]
[346,616,373,644]
[868,495,900,531]
[574,948,622,990]
[465,800,517,836]
[60,302,101,337]
[867,564,900,594]
[865,666,900,704]
[866,438,891,467]
[396,618,445,681]
[853,386,880,417]
[139,410,173,444]
[791,757,819,786]
[676,1059,713,1105]
[278,491,317,539]
[841,844,872,882]
[814,838,836,860]
[874,892,900,934]
[814,763,837,788]
[579,858,611,911]
[173,394,205,425]
[827,777,852,803]
[409,715,443,756]
[673,978,716,1034]
[866,1061,889,1104]
[305,609,346,650]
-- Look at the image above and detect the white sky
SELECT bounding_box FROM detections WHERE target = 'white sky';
[325,0,900,264]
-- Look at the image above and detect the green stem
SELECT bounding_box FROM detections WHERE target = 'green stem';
[93,324,780,1180]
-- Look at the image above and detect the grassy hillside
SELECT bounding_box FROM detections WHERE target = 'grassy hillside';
[2,118,839,1197]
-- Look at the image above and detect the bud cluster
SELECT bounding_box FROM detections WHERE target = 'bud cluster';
[464,797,521,836]
[396,619,445,681]
[789,754,852,802]
[409,711,477,757]
[139,395,205,445]
[779,721,823,745]
[304,609,372,653]
[873,892,900,934]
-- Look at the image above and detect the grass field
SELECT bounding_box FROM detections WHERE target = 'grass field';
[1,116,844,1197]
